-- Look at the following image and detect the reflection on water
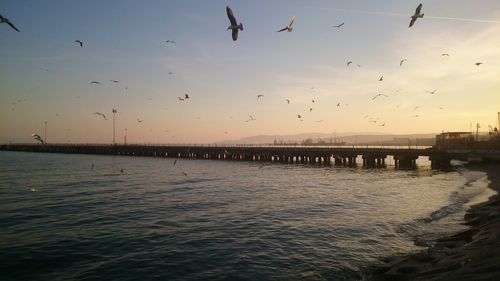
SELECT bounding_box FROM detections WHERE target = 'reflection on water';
[0,151,489,280]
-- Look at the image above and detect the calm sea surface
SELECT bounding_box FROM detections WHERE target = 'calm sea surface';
[0,151,492,281]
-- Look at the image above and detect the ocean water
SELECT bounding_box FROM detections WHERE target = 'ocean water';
[0,151,492,281]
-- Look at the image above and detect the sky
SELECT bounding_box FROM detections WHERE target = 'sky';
[1,0,499,144]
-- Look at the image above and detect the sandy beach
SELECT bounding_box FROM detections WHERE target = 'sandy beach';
[373,163,500,280]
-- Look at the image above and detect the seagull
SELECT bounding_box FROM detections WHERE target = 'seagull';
[0,14,20,32]
[409,3,424,28]
[312,99,315,103]
[379,76,384,81]
[400,59,407,66]
[246,115,256,122]
[94,112,107,120]
[372,93,388,100]
[109,80,119,83]
[257,94,264,100]
[297,114,302,119]
[285,99,290,104]
[74,40,83,47]
[441,53,450,56]
[278,16,295,32]
[380,123,386,127]
[173,160,177,166]
[165,40,176,45]
[90,81,100,85]
[425,89,437,94]
[333,22,344,28]
[184,93,190,99]
[177,97,185,101]
[475,62,483,66]
[336,102,340,107]
[31,133,44,144]
[226,6,243,41]
[309,107,313,112]
[347,61,352,66]
[137,118,143,123]
[413,106,420,111]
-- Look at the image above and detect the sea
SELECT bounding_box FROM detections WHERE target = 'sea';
[0,150,494,281]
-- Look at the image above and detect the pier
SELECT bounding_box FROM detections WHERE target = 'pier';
[0,143,477,169]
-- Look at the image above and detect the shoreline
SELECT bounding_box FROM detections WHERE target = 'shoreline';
[372,162,500,280]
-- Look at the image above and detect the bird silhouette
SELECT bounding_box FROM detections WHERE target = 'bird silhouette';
[226,6,243,41]
[31,133,44,144]
[257,94,264,100]
[74,40,83,47]
[166,40,176,45]
[90,81,100,85]
[379,76,384,81]
[400,59,407,66]
[0,14,20,32]
[278,16,296,32]
[372,93,388,100]
[347,61,352,66]
[475,62,483,66]
[333,22,344,28]
[285,99,290,104]
[409,3,424,28]
[425,89,437,94]
[94,112,107,120]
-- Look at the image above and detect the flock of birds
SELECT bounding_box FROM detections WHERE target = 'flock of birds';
[1,4,487,147]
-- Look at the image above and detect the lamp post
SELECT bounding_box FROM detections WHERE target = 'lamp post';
[112,108,117,145]
[44,121,47,144]
[124,128,127,145]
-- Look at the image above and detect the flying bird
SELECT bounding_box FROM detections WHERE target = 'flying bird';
[137,118,143,123]
[173,160,177,166]
[372,93,388,100]
[109,80,119,83]
[309,107,313,112]
[347,61,352,66]
[226,6,243,41]
[400,59,407,66]
[90,81,100,85]
[257,94,264,100]
[413,106,421,111]
[246,115,256,122]
[425,89,437,94]
[441,53,450,56]
[277,16,295,32]
[31,133,44,144]
[285,99,290,104]
[165,40,176,45]
[312,99,315,103]
[409,3,424,28]
[336,102,340,107]
[297,114,302,119]
[379,76,384,81]
[185,93,190,99]
[177,97,185,101]
[74,40,83,47]
[475,62,483,66]
[0,14,20,32]
[94,112,107,120]
[333,22,344,28]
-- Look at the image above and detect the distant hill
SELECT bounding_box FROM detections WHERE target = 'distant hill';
[217,132,438,145]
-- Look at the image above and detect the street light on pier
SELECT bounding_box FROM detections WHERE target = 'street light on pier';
[44,121,47,144]
[112,108,117,145]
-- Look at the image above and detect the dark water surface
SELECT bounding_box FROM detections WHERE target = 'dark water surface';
[0,151,491,280]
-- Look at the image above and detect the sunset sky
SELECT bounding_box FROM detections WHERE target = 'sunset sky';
[1,0,499,144]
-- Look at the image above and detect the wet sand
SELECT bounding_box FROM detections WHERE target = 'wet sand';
[373,163,500,281]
